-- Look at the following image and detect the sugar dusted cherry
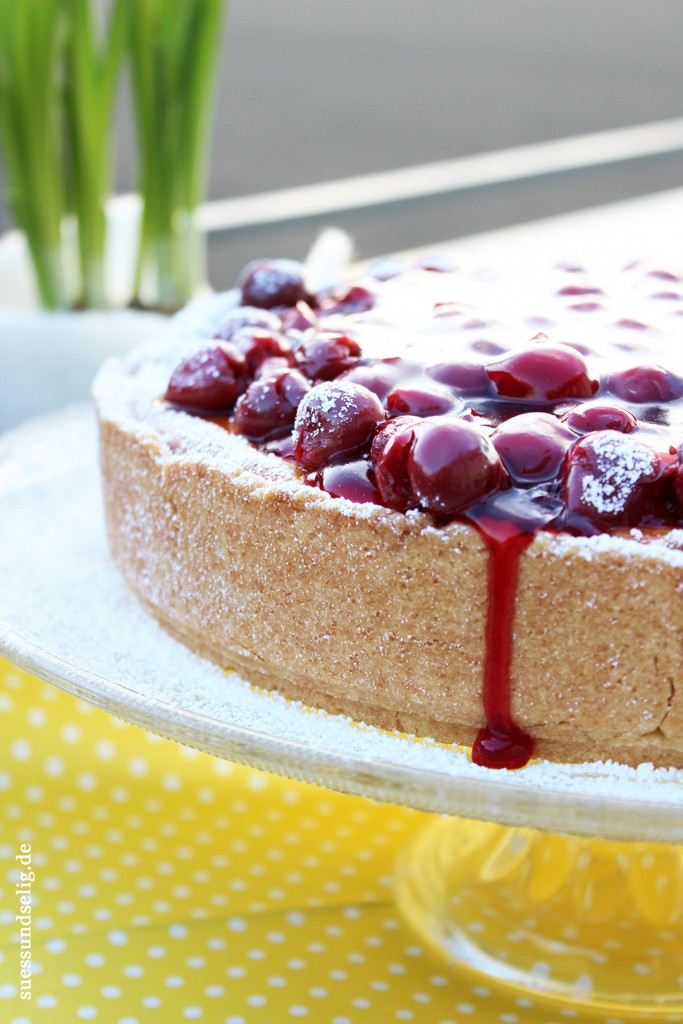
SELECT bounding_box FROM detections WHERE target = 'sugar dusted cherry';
[491,412,574,486]
[486,343,599,402]
[294,332,361,380]
[238,258,308,309]
[562,431,670,530]
[214,305,281,340]
[608,365,683,404]
[292,382,386,470]
[234,369,310,441]
[563,402,637,435]
[165,343,247,412]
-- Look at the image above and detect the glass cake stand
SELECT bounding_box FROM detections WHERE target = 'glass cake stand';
[2,407,683,1019]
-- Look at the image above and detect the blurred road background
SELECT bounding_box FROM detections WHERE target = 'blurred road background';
[3,0,683,289]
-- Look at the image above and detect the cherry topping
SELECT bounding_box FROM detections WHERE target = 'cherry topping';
[214,305,281,340]
[557,285,603,296]
[165,343,247,412]
[292,382,386,471]
[563,402,638,435]
[238,259,308,309]
[562,431,671,530]
[338,360,407,403]
[409,418,508,516]
[231,328,293,373]
[372,420,416,512]
[608,365,683,403]
[370,415,421,464]
[295,332,362,380]
[491,412,574,486]
[570,302,602,313]
[427,360,489,394]
[472,725,534,770]
[375,416,508,517]
[319,284,376,315]
[318,460,382,504]
[486,342,599,402]
[648,268,680,282]
[278,301,319,333]
[234,369,310,441]
[386,386,456,417]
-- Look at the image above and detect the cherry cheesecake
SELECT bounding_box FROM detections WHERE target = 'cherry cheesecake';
[94,255,683,769]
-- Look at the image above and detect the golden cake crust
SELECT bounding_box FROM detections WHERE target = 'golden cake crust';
[94,347,683,768]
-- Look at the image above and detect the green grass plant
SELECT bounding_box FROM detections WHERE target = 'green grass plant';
[0,0,225,311]
[127,0,225,310]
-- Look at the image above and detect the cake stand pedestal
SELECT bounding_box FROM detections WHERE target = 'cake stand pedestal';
[396,817,683,1018]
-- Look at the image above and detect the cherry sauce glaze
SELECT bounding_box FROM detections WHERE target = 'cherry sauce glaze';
[164,256,683,769]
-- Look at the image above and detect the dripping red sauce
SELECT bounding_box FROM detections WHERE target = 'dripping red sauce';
[468,514,536,769]
[164,259,683,770]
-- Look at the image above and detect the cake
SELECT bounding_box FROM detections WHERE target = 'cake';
[93,254,683,770]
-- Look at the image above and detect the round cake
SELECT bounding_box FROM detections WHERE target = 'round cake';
[93,255,683,770]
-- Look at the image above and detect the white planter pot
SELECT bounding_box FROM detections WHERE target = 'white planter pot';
[0,196,172,433]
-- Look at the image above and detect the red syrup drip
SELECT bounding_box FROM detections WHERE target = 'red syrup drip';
[469,514,535,770]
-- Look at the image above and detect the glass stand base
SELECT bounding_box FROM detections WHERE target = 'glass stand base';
[394,817,683,1018]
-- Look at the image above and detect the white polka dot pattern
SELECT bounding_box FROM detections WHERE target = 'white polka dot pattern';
[1,658,673,1023]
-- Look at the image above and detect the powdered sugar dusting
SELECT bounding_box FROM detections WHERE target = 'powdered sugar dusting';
[1,407,682,842]
[293,381,358,438]
[580,433,659,516]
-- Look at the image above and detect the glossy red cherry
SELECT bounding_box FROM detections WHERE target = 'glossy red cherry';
[370,415,420,465]
[231,328,293,373]
[427,360,489,394]
[294,332,362,380]
[165,343,247,412]
[238,259,308,309]
[562,431,671,530]
[375,416,508,516]
[491,413,574,486]
[386,386,456,417]
[214,305,281,341]
[407,417,508,516]
[318,460,382,504]
[234,369,310,441]
[372,420,417,512]
[338,360,407,403]
[563,403,638,435]
[292,382,386,471]
[608,365,683,403]
[486,343,599,402]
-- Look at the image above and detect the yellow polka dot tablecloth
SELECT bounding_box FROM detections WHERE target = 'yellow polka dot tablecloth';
[0,657,658,1023]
